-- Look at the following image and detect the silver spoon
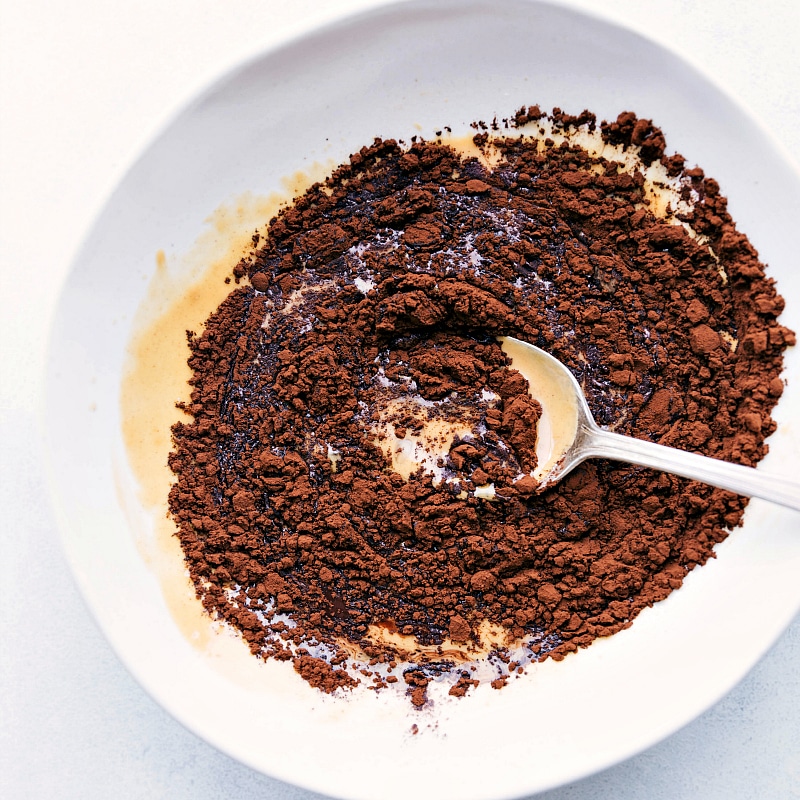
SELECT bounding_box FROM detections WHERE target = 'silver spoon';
[499,336,800,511]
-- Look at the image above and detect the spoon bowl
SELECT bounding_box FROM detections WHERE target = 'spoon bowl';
[500,336,800,511]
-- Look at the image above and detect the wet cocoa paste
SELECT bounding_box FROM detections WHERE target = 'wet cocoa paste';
[168,108,794,703]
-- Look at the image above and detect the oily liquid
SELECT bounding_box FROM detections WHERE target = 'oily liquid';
[374,398,476,483]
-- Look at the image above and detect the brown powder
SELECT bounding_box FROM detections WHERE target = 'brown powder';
[167,108,794,704]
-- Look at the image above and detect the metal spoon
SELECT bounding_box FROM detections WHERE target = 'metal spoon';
[499,336,800,511]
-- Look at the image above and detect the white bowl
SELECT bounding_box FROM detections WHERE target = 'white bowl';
[43,1,800,798]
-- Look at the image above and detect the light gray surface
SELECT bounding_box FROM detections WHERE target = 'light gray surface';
[1,1,799,798]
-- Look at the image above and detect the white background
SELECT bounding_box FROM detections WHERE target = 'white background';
[1,1,799,798]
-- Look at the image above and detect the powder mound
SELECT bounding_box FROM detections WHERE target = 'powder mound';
[293,655,359,693]
[168,107,793,704]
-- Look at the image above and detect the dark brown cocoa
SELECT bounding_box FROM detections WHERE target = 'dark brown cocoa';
[168,108,794,703]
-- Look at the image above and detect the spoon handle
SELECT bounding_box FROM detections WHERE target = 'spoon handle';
[582,426,800,512]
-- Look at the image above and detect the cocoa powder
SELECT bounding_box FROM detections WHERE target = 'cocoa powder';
[167,108,794,705]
